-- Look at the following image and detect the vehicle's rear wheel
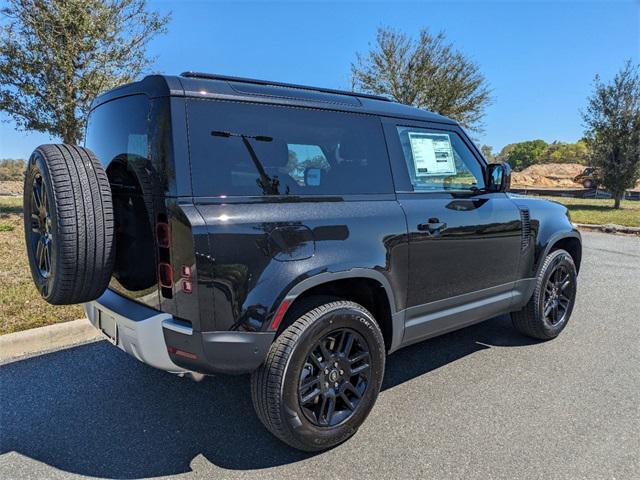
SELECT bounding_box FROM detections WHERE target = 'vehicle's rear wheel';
[24,144,115,305]
[511,249,577,340]
[251,298,385,451]
[582,179,594,189]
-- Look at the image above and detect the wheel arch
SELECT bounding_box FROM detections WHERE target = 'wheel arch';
[539,231,582,275]
[275,269,403,353]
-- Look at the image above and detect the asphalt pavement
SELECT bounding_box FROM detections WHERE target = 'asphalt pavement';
[1,231,639,479]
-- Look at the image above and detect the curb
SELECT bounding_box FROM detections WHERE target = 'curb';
[0,318,102,364]
[575,223,640,235]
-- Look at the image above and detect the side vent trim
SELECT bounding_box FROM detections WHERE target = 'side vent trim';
[519,207,531,251]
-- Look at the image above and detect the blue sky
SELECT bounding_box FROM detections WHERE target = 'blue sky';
[1,0,638,159]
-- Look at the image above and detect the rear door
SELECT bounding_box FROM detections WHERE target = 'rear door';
[383,119,522,343]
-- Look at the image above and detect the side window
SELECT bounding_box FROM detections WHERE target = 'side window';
[396,126,485,192]
[186,99,393,196]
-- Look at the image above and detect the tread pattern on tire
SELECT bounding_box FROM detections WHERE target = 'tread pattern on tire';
[511,248,576,340]
[26,144,114,304]
[251,298,384,451]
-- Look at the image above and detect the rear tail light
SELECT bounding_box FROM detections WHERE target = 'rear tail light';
[156,222,170,248]
[180,264,193,294]
[158,262,173,288]
[156,214,173,298]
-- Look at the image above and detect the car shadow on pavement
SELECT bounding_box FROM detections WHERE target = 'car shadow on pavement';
[0,314,536,478]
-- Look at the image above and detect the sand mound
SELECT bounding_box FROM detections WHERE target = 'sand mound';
[0,181,23,196]
[512,163,585,188]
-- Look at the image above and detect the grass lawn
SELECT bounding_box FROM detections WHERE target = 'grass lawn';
[540,196,640,227]
[0,196,83,335]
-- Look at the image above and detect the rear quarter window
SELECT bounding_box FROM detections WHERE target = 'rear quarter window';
[186,100,394,197]
[85,95,150,168]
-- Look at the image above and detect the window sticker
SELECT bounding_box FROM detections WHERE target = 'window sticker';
[408,132,456,176]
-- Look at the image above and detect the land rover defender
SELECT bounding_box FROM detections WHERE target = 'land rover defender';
[24,72,581,451]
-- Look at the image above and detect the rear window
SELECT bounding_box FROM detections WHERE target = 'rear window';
[85,95,150,168]
[186,99,393,197]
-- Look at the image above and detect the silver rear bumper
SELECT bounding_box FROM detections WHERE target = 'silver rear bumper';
[84,289,189,373]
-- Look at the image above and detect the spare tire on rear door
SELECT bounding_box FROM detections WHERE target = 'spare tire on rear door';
[24,144,115,305]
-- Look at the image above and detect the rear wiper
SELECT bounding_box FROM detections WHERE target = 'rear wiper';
[211,130,283,195]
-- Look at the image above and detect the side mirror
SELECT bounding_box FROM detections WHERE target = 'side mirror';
[304,167,322,186]
[486,162,511,192]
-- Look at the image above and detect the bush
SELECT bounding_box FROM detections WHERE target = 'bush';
[0,159,26,181]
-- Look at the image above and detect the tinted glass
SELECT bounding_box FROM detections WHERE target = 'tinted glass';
[187,99,393,196]
[85,95,150,168]
[396,126,485,192]
[85,95,158,304]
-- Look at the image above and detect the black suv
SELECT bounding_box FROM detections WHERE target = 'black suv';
[24,72,581,451]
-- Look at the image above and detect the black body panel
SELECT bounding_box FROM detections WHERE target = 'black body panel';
[193,199,408,333]
[398,192,522,306]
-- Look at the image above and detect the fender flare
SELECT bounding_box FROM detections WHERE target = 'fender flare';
[278,268,405,352]
[536,229,582,277]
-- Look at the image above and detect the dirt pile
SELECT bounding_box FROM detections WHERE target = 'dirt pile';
[511,163,585,188]
[0,181,23,196]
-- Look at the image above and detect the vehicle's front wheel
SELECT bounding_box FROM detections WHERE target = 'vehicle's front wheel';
[511,249,577,340]
[251,298,385,451]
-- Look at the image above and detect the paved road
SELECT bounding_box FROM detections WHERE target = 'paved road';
[1,232,639,480]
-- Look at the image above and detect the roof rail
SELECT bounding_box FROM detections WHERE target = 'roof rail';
[180,71,391,102]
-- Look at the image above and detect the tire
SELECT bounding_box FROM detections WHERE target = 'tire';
[583,179,593,189]
[24,144,115,305]
[511,249,577,340]
[251,298,385,451]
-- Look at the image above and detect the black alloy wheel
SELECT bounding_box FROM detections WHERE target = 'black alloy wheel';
[542,263,574,327]
[28,172,53,280]
[298,328,371,427]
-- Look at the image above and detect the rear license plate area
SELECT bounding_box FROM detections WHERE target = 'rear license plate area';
[98,309,118,345]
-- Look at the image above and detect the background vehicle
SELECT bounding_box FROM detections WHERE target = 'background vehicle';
[574,166,599,189]
[23,73,581,451]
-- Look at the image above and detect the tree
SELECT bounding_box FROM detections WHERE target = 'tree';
[0,0,170,144]
[351,27,492,133]
[582,61,640,208]
[538,140,589,165]
[480,144,496,163]
[286,150,330,184]
[496,140,548,170]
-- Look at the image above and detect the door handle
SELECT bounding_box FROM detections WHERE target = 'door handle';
[417,218,447,234]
